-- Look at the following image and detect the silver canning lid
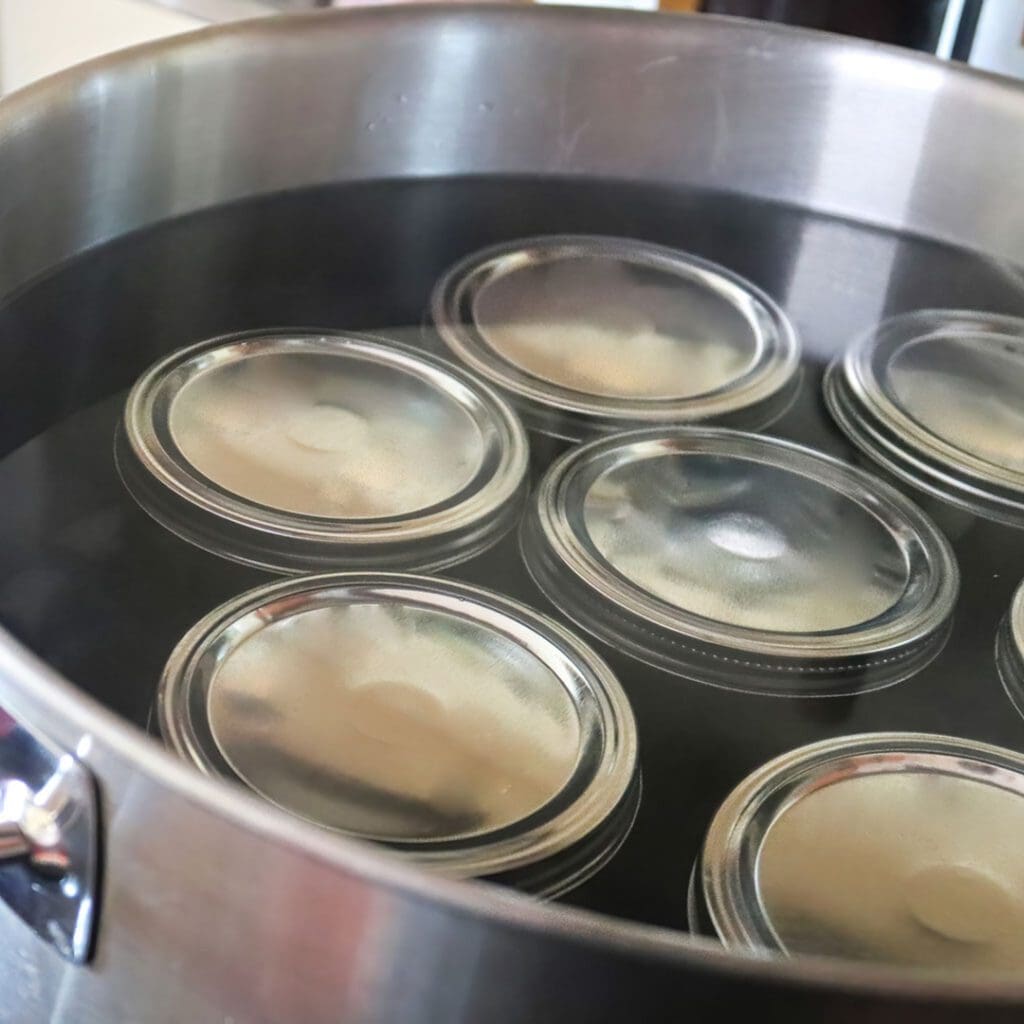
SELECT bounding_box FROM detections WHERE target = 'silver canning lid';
[158,573,639,896]
[698,733,1024,970]
[116,330,529,573]
[521,428,959,695]
[825,309,1024,528]
[431,235,801,441]
[997,580,1024,719]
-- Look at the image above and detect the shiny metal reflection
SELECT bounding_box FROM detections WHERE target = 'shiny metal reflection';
[825,310,1024,528]
[432,236,801,441]
[117,330,529,573]
[5,5,1024,1016]
[698,733,1024,971]
[158,573,639,894]
[583,452,906,634]
[521,428,959,695]
[997,580,1024,720]
[207,600,581,841]
[169,346,487,519]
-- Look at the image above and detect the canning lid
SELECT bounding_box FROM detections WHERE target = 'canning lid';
[431,235,801,441]
[116,330,529,573]
[521,428,958,695]
[997,580,1024,718]
[158,573,640,897]
[824,309,1024,528]
[695,733,1024,970]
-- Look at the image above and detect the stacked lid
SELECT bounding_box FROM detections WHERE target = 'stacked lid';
[692,733,1024,970]
[119,323,646,896]
[521,428,959,695]
[825,310,1024,528]
[157,573,640,897]
[116,329,529,573]
[431,235,801,441]
[998,579,1024,719]
[120,242,1002,919]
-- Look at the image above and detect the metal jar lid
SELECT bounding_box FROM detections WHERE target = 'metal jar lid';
[997,580,1024,718]
[116,330,530,573]
[695,733,1024,970]
[520,428,959,695]
[824,309,1024,528]
[431,235,801,441]
[157,573,639,897]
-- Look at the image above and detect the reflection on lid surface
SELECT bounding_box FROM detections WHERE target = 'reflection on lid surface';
[160,574,639,893]
[207,600,581,840]
[997,580,1024,722]
[472,254,755,400]
[522,429,957,694]
[583,453,907,632]
[825,310,1024,527]
[759,771,1024,969]
[433,237,800,440]
[885,332,1024,475]
[170,349,485,518]
[119,331,529,573]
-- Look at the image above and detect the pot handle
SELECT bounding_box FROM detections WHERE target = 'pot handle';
[0,706,99,964]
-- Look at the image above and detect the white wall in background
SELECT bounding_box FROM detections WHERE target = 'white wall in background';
[969,0,1024,78]
[0,0,202,95]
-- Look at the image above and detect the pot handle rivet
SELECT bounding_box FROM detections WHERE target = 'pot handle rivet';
[0,712,100,965]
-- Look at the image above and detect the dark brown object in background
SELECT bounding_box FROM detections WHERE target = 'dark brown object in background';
[701,0,949,52]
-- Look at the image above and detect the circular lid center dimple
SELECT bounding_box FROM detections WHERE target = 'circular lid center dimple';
[472,254,757,400]
[582,453,907,633]
[168,349,486,519]
[756,771,1024,968]
[346,680,449,746]
[706,512,788,562]
[884,332,1024,475]
[906,864,1015,945]
[206,601,582,842]
[284,405,371,453]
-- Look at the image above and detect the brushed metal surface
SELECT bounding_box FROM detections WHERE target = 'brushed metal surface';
[1,7,1024,1021]
[521,428,958,694]
[3,6,1024,299]
[824,310,1024,527]
[699,733,1024,968]
[116,330,529,572]
[430,234,801,439]
[156,571,638,893]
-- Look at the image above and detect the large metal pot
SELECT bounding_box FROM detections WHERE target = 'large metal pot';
[1,7,1023,1021]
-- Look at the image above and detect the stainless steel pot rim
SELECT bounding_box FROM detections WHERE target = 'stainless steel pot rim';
[6,4,1024,1003]
[997,580,1024,719]
[157,571,639,884]
[824,310,1024,528]
[699,732,1024,955]
[7,4,1024,1008]
[430,235,801,440]
[521,427,959,671]
[118,329,530,572]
